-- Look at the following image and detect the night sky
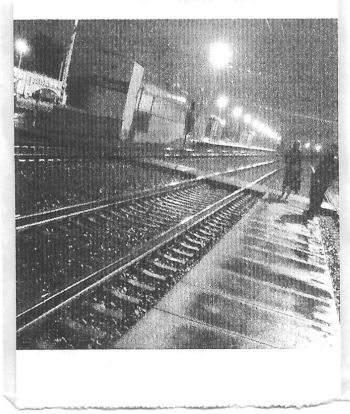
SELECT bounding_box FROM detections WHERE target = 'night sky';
[14,19,337,146]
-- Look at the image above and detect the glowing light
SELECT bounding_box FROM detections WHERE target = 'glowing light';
[174,95,187,104]
[216,95,229,109]
[209,42,233,69]
[217,117,226,127]
[315,144,322,152]
[252,119,264,131]
[251,118,280,141]
[304,142,310,149]
[15,39,30,69]
[15,39,29,55]
[232,106,243,117]
[243,114,252,124]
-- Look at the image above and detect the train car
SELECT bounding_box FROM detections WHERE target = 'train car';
[200,115,280,151]
[130,82,187,145]
[204,115,226,141]
[244,130,280,150]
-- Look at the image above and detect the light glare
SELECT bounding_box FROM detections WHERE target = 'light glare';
[209,42,233,69]
[252,120,263,130]
[243,114,252,124]
[252,118,280,141]
[216,95,229,109]
[15,39,29,55]
[232,106,243,117]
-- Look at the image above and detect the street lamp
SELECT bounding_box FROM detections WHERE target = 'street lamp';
[252,119,263,131]
[304,142,310,149]
[315,144,322,152]
[232,106,243,117]
[243,113,252,124]
[231,106,243,143]
[216,95,229,118]
[15,39,29,69]
[209,42,233,69]
[217,95,229,109]
[60,19,79,105]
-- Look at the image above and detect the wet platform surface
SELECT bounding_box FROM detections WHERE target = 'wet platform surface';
[114,193,339,349]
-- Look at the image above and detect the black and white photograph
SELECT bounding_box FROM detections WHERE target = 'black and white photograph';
[2,0,349,409]
[13,16,340,351]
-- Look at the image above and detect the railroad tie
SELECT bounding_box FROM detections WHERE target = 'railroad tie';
[163,253,186,265]
[179,241,200,252]
[153,261,177,273]
[171,247,194,258]
[108,287,141,306]
[91,301,124,320]
[142,268,167,282]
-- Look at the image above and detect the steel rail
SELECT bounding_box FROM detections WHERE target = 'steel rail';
[17,167,280,333]
[16,160,275,230]
[14,149,273,160]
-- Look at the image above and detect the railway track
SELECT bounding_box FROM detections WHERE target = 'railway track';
[15,143,274,158]
[17,182,230,314]
[15,145,275,216]
[16,160,274,230]
[17,167,279,349]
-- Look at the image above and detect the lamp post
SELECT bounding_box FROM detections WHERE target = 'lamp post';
[243,113,252,124]
[232,106,243,118]
[60,19,79,105]
[209,42,233,69]
[216,95,229,118]
[209,43,232,118]
[206,42,233,141]
[232,106,243,142]
[15,39,29,69]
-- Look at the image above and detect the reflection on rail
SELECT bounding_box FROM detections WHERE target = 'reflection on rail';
[17,168,279,348]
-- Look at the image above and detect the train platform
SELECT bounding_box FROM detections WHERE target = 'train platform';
[114,192,339,349]
[325,184,339,214]
[144,156,279,195]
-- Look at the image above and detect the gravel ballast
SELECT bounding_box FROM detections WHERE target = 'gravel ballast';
[319,214,340,317]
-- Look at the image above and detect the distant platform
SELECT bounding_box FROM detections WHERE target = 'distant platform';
[193,138,277,153]
[114,193,339,349]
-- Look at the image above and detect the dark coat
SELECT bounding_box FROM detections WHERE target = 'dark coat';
[308,149,338,214]
[184,109,196,135]
[282,148,302,193]
[313,151,339,190]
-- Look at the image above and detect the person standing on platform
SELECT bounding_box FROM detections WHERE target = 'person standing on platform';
[280,140,302,201]
[32,90,41,127]
[304,142,338,219]
[183,101,196,150]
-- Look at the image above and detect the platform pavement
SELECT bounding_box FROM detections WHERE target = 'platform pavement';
[325,184,339,214]
[113,192,339,349]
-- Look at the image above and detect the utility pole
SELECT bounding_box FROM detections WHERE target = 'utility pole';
[18,52,23,70]
[60,19,79,105]
[58,60,64,81]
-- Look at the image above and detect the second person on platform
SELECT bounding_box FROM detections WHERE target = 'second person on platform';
[280,140,302,201]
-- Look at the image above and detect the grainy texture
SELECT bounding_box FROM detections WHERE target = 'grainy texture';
[15,158,187,215]
[319,215,340,316]
[14,19,339,353]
